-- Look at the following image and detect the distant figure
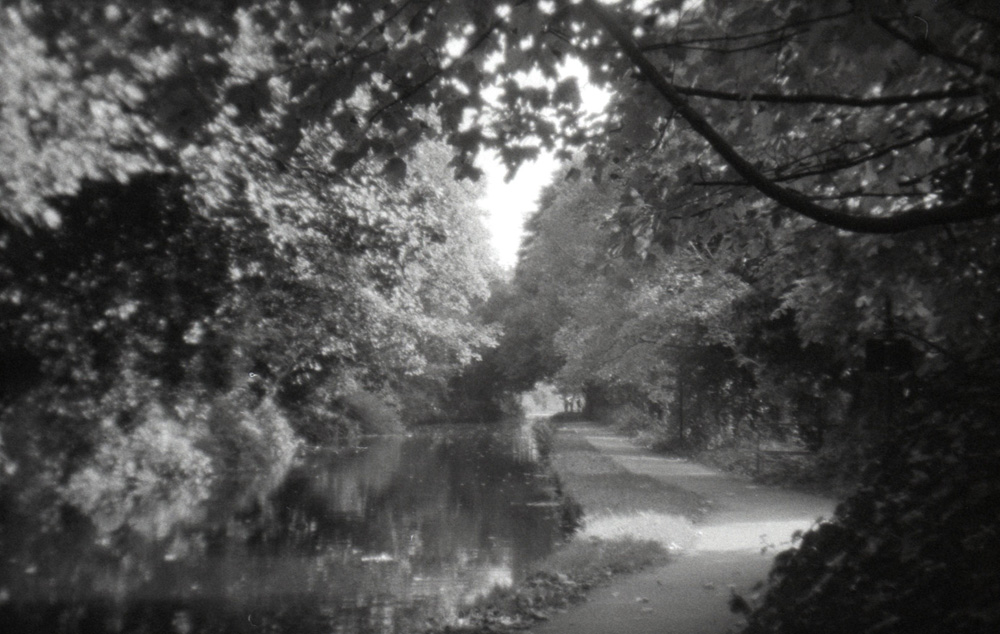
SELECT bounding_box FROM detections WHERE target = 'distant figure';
[561,394,584,413]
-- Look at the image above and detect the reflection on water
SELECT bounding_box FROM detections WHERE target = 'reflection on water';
[0,423,566,633]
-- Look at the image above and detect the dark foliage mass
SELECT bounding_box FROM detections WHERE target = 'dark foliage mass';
[749,391,1000,634]
[1,175,229,399]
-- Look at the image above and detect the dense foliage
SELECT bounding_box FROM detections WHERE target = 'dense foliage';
[0,2,501,575]
[747,390,1000,634]
[2,0,999,632]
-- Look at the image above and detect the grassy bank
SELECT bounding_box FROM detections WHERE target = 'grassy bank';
[547,424,707,520]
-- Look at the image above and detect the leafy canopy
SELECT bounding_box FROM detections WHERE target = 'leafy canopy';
[3,0,997,238]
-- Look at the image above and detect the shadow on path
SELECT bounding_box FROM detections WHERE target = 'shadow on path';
[533,422,836,634]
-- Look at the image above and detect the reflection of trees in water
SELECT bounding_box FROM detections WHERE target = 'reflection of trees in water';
[0,424,565,634]
[307,436,406,517]
[61,412,215,540]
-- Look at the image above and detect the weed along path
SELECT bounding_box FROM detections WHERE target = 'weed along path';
[534,421,836,634]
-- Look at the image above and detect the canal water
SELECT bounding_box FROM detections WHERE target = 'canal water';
[0,422,569,634]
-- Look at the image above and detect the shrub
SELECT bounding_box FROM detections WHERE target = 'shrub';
[202,393,299,471]
[339,391,405,435]
[744,396,1000,634]
[291,403,361,446]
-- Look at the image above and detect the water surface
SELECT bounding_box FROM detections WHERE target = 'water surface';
[0,422,567,633]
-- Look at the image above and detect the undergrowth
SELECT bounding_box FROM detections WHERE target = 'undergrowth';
[743,393,1000,634]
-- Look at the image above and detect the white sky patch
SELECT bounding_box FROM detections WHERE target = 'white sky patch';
[562,56,611,113]
[479,150,557,269]
[478,56,609,269]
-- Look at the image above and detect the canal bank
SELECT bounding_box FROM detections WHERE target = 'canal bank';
[533,420,836,634]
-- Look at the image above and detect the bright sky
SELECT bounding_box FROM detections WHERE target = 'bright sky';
[478,151,558,269]
[477,58,609,270]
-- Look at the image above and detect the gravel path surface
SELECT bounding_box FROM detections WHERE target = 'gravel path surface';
[534,422,836,634]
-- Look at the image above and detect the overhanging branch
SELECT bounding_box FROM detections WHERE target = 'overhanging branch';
[671,84,980,107]
[580,0,1000,234]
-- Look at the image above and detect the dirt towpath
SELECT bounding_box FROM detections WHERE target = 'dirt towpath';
[534,422,836,634]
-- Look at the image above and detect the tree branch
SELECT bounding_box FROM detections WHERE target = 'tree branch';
[672,84,980,107]
[345,0,423,59]
[580,0,1000,234]
[642,37,792,55]
[757,111,986,183]
[656,10,853,47]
